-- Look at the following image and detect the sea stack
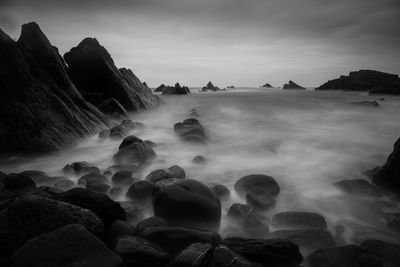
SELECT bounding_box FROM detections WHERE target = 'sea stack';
[283,80,305,89]
[154,83,190,95]
[202,81,220,92]
[261,83,273,88]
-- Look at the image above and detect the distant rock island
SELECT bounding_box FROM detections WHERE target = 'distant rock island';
[201,81,220,92]
[226,85,235,89]
[0,22,160,154]
[261,83,273,88]
[154,83,190,95]
[317,70,400,94]
[283,80,305,89]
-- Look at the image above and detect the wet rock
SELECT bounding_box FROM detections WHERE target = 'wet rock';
[222,237,303,267]
[3,173,37,195]
[107,163,142,174]
[167,242,212,267]
[54,178,75,190]
[234,174,280,198]
[145,165,186,184]
[211,184,230,200]
[0,190,17,211]
[153,179,221,231]
[305,244,382,267]
[174,118,207,144]
[63,161,100,176]
[113,235,170,267]
[12,224,123,267]
[269,229,335,251]
[246,190,276,211]
[113,142,156,165]
[242,211,269,237]
[19,170,52,185]
[334,179,383,198]
[99,129,111,139]
[227,203,253,221]
[86,182,111,194]
[109,186,124,200]
[78,172,110,187]
[118,135,142,150]
[141,226,221,257]
[350,100,380,107]
[8,195,103,240]
[136,216,169,234]
[105,219,136,247]
[119,201,145,225]
[125,180,154,203]
[271,211,327,230]
[361,239,400,267]
[210,244,254,267]
[193,155,207,165]
[144,140,157,148]
[283,80,305,89]
[157,83,191,95]
[261,83,273,88]
[97,98,128,119]
[109,125,127,139]
[120,119,144,131]
[111,170,134,186]
[201,81,220,92]
[52,187,125,230]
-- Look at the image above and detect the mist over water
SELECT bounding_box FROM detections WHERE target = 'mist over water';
[2,88,400,250]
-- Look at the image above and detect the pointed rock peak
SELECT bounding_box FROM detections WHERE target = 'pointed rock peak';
[175,82,181,88]
[78,37,101,48]
[207,81,214,87]
[19,22,49,45]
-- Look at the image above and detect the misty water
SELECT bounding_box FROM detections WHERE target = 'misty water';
[2,88,400,252]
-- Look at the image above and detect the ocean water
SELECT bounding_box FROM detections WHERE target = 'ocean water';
[2,88,400,248]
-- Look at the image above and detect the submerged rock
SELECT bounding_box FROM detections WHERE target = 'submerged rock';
[271,211,327,230]
[192,155,207,165]
[283,80,305,89]
[234,174,280,198]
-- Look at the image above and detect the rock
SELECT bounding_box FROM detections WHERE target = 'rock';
[125,180,154,203]
[99,129,111,139]
[52,187,125,230]
[0,22,110,154]
[144,140,157,148]
[361,239,400,267]
[78,172,110,186]
[227,203,253,221]
[7,195,103,240]
[157,82,191,95]
[222,237,303,267]
[109,125,127,139]
[246,190,276,211]
[211,184,230,200]
[193,155,207,165]
[153,179,221,231]
[118,135,143,150]
[54,178,75,190]
[63,161,100,176]
[107,163,142,173]
[141,226,222,257]
[174,119,207,144]
[111,170,134,186]
[350,100,380,107]
[334,179,383,198]
[305,244,382,267]
[317,69,400,93]
[201,81,220,92]
[109,186,124,199]
[0,190,17,211]
[64,37,160,110]
[113,142,156,165]
[145,165,186,184]
[86,182,111,194]
[269,229,335,251]
[113,235,170,267]
[370,80,400,95]
[283,80,305,89]
[261,83,273,88]
[19,170,55,185]
[227,85,236,89]
[167,242,212,267]
[136,216,169,234]
[119,201,145,225]
[242,211,270,238]
[3,173,37,195]
[234,174,280,198]
[210,244,254,267]
[12,224,124,267]
[371,137,400,196]
[120,119,144,131]
[105,219,136,246]
[271,211,327,230]
[97,98,128,119]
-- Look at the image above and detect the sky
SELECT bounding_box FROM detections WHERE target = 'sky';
[1,0,400,87]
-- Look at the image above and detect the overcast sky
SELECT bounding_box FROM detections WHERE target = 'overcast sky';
[1,0,399,87]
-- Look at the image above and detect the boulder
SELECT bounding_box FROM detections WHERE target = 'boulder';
[119,201,146,225]
[136,216,169,234]
[12,224,124,267]
[78,172,110,186]
[283,80,305,89]
[144,140,157,148]
[7,195,103,240]
[86,182,111,194]
[361,239,400,267]
[125,180,154,203]
[222,237,303,267]
[234,174,280,198]
[105,219,136,246]
[334,179,383,198]
[141,226,221,257]
[174,119,207,144]
[305,244,382,267]
[18,170,52,185]
[246,190,276,211]
[113,235,170,267]
[153,179,221,231]
[109,125,127,139]
[99,129,111,139]
[167,242,212,267]
[113,142,156,165]
[145,165,186,184]
[227,203,253,221]
[3,173,37,195]
[111,170,134,186]
[54,178,75,190]
[192,155,207,165]
[269,229,335,251]
[210,184,230,200]
[120,119,144,131]
[119,135,143,150]
[271,211,327,230]
[97,98,128,119]
[210,244,254,267]
[63,161,100,176]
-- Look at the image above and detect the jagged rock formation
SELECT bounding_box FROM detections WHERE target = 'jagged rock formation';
[261,83,273,88]
[283,80,305,90]
[317,70,400,94]
[154,83,190,95]
[64,38,160,111]
[0,22,110,154]
[201,81,220,92]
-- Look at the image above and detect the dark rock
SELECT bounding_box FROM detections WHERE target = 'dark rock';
[167,242,212,267]
[63,161,100,176]
[370,80,400,95]
[99,128,111,139]
[210,244,254,267]
[269,229,335,251]
[52,187,125,230]
[0,190,17,211]
[54,178,75,190]
[113,142,156,165]
[371,137,400,196]
[118,135,143,150]
[242,211,270,238]
[125,180,154,203]
[109,125,127,139]
[19,170,54,185]
[157,82,191,95]
[144,140,157,148]
[361,239,400,267]
[211,184,230,200]
[153,179,221,231]
[109,186,124,199]
[261,83,273,88]
[222,237,303,267]
[8,195,103,240]
[0,22,110,154]
[145,165,186,184]
[234,174,280,198]
[105,219,136,247]
[174,118,207,144]
[64,37,160,110]
[113,235,170,267]
[283,80,305,89]
[201,81,220,92]
[97,98,128,119]
[317,69,400,93]
[141,226,222,257]
[193,155,207,165]
[12,224,124,267]
[111,170,134,186]
[107,163,142,174]
[227,85,236,89]
[86,182,110,194]
[78,172,110,186]
[3,173,37,195]
[334,179,383,198]
[227,203,253,221]
[120,119,144,131]
[305,244,382,267]
[271,211,327,230]
[119,201,145,225]
[136,216,169,234]
[350,100,380,107]
[246,190,276,211]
